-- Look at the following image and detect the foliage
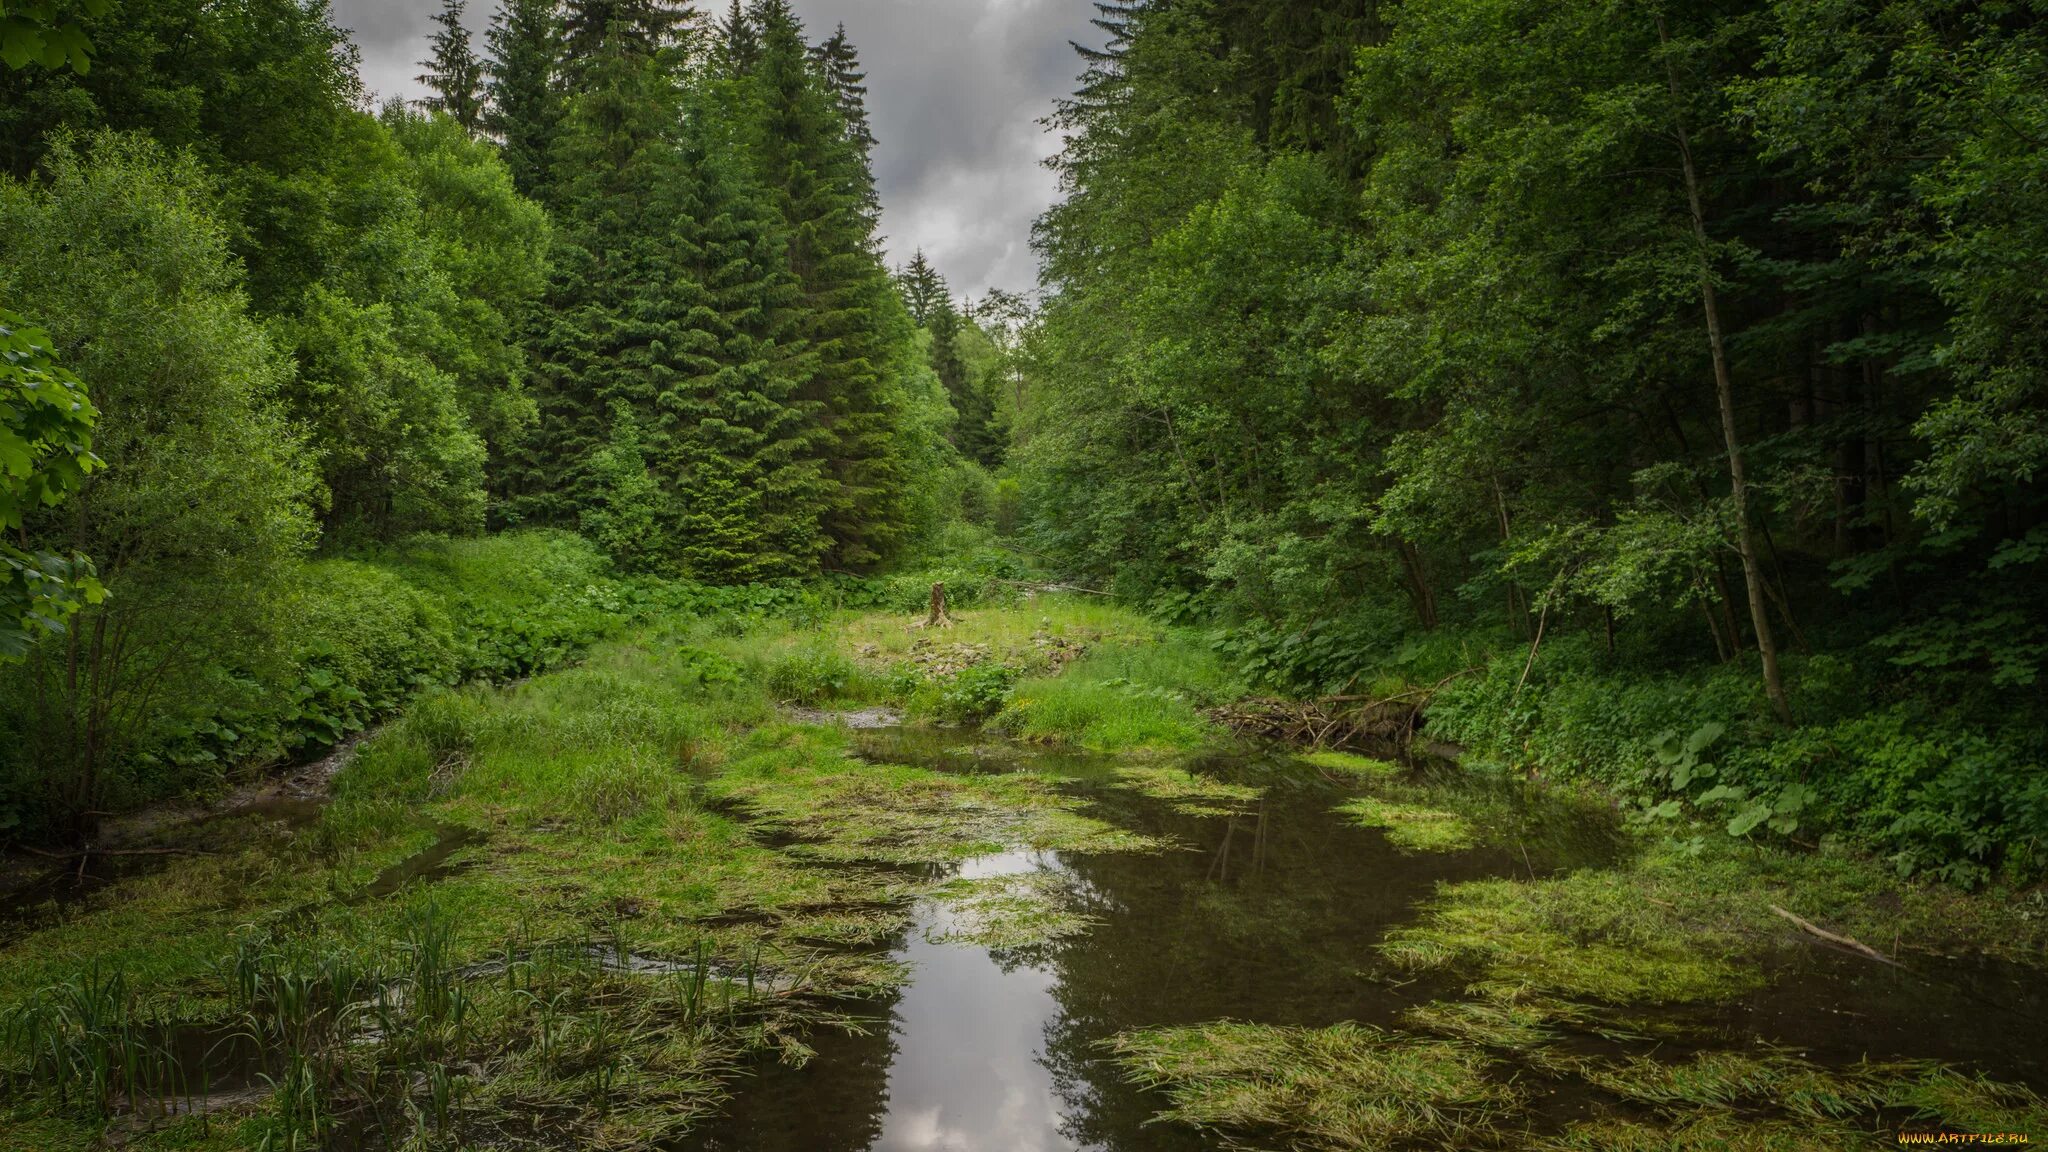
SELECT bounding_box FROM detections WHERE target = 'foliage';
[0,309,101,659]
[0,132,317,834]
[1014,0,2048,883]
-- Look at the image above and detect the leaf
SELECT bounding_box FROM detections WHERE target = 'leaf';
[1727,804,1772,838]
[1684,721,1726,754]
[1696,784,1745,806]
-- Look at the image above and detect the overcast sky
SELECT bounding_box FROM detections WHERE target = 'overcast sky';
[328,0,1101,299]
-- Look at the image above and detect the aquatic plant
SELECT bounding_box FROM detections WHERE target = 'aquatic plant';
[1105,1021,1520,1151]
[1337,794,1479,853]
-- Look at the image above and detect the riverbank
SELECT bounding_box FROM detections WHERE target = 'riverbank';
[2,595,2043,1150]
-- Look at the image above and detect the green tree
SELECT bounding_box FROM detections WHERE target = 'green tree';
[0,133,316,837]
[485,0,563,198]
[0,312,102,659]
[745,0,916,568]
[418,0,486,132]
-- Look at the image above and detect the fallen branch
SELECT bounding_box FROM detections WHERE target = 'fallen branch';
[16,845,215,861]
[1769,904,1901,967]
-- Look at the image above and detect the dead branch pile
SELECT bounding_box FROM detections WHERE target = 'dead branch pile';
[1209,669,1481,750]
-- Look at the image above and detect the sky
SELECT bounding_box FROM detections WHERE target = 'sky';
[327,0,1103,300]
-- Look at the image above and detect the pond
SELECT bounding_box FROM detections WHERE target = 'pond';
[684,728,2048,1150]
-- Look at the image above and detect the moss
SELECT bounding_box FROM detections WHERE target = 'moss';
[1105,1021,1520,1151]
[1338,795,1479,853]
[1304,751,1404,777]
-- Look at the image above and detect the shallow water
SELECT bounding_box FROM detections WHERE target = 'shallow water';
[684,730,2048,1149]
[685,732,1617,1151]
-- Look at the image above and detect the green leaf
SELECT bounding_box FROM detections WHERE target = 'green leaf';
[1727,804,1772,838]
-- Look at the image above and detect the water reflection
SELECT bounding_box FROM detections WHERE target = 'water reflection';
[684,741,1548,1151]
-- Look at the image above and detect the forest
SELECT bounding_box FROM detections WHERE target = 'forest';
[0,0,2045,1149]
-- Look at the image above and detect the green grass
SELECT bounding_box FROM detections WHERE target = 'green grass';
[0,601,1176,1148]
[1104,1021,1520,1151]
[1337,795,1479,853]
[1304,751,1405,777]
[1112,765,1263,816]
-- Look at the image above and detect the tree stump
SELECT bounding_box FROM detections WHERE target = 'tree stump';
[923,581,954,629]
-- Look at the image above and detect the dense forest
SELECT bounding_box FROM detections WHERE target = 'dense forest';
[1015,0,2048,885]
[0,0,1008,842]
[1,0,2043,877]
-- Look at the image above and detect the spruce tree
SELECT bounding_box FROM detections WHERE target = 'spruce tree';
[418,0,487,132]
[561,0,695,70]
[810,24,875,154]
[900,251,999,467]
[508,26,683,529]
[714,1,760,76]
[658,79,831,579]
[744,0,912,568]
[485,0,562,198]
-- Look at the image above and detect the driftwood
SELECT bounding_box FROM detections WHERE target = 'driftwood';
[1211,668,1483,749]
[1769,904,1901,967]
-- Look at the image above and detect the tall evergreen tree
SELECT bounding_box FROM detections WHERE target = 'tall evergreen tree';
[514,23,827,578]
[743,0,913,568]
[417,0,486,132]
[714,0,760,76]
[899,251,999,468]
[561,0,695,69]
[810,23,874,153]
[486,0,563,198]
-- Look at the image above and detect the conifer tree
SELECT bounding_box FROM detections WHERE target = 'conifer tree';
[743,0,913,568]
[485,0,562,197]
[513,22,829,578]
[508,26,683,528]
[714,1,760,76]
[419,0,487,132]
[561,0,695,69]
[810,24,875,153]
[899,251,999,467]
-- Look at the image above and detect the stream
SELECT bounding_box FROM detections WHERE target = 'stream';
[683,729,2048,1150]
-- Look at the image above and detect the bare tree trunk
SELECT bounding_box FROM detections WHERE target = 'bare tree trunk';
[1661,19,1794,725]
[923,582,954,629]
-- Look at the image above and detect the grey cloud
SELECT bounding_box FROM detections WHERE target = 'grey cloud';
[328,0,1102,297]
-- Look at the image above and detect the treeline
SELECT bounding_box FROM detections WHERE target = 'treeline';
[0,0,1002,838]
[1019,0,2047,882]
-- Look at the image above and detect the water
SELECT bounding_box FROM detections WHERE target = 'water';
[686,732,1615,1151]
[686,730,2048,1150]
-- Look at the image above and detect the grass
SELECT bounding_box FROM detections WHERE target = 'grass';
[1380,832,2048,1011]
[1303,751,1404,777]
[994,629,1239,752]
[1113,765,1263,816]
[927,869,1098,950]
[0,597,1173,1149]
[1337,794,1479,853]
[1104,1021,1520,1151]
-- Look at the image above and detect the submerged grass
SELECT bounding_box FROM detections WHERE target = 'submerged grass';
[1105,1021,1520,1151]
[0,598,1175,1149]
[1303,751,1404,777]
[1337,794,1479,853]
[927,869,1097,951]
[1112,765,1263,816]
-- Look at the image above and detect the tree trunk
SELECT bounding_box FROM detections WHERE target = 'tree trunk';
[923,582,953,629]
[1661,19,1794,726]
